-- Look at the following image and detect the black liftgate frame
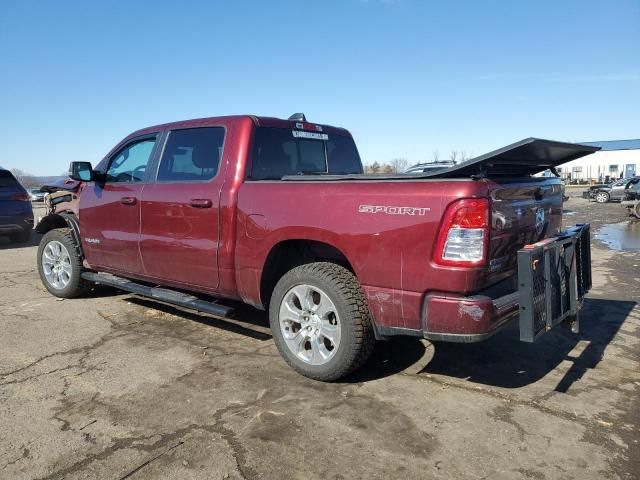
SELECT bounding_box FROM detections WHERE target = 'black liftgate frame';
[517,224,592,342]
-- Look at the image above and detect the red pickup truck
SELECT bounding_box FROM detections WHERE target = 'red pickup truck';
[35,114,597,381]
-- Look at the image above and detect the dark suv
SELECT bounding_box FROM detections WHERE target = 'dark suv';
[0,168,33,243]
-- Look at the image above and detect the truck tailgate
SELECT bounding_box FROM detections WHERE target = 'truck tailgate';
[487,178,564,279]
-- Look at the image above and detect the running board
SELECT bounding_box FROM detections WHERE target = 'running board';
[81,272,234,317]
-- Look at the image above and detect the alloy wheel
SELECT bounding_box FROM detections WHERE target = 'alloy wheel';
[278,284,341,365]
[41,240,72,290]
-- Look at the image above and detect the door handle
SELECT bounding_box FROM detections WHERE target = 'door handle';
[120,197,137,205]
[190,198,212,208]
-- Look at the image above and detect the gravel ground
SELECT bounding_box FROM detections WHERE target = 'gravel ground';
[0,200,638,480]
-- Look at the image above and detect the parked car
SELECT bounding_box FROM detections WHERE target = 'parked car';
[34,115,597,381]
[0,168,34,243]
[624,178,640,200]
[621,179,640,219]
[591,177,640,203]
[404,161,456,174]
[581,183,608,200]
[29,188,46,202]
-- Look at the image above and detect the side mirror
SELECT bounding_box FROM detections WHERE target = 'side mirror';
[69,161,93,182]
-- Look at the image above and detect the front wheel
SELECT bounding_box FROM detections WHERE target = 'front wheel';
[595,191,610,203]
[37,228,90,298]
[269,262,375,381]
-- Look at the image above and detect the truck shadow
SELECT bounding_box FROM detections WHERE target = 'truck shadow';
[0,230,41,250]
[112,292,634,391]
[126,297,273,341]
[412,297,635,392]
[122,296,432,376]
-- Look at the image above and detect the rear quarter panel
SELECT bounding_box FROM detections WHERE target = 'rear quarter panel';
[235,179,493,327]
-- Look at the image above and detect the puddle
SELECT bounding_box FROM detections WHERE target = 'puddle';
[594,222,640,250]
[563,209,576,216]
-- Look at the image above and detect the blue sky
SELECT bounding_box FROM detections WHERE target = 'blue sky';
[1,0,638,175]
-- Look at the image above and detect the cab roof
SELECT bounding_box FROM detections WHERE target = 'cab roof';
[127,115,350,139]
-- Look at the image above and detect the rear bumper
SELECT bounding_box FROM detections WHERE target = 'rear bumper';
[424,291,520,341]
[372,290,520,343]
[0,213,34,236]
[368,224,592,343]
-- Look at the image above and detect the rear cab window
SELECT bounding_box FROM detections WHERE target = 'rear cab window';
[249,127,362,180]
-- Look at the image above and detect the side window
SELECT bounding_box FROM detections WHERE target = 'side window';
[157,127,225,182]
[106,138,156,183]
[326,134,362,175]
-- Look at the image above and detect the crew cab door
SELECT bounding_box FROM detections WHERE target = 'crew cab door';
[139,126,225,291]
[80,134,159,275]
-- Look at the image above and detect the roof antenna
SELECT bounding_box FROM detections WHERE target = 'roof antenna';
[288,113,307,122]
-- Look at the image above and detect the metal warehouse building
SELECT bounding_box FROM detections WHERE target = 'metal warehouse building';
[557,139,640,184]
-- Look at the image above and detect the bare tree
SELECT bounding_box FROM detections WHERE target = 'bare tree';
[449,150,459,162]
[10,168,26,179]
[10,168,37,188]
[389,158,408,173]
[365,161,382,174]
[432,150,439,162]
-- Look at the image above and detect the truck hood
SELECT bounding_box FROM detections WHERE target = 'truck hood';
[40,177,82,193]
[431,138,600,178]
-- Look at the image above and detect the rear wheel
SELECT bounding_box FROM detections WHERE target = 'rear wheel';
[269,262,375,381]
[595,191,610,203]
[634,202,640,219]
[37,228,90,298]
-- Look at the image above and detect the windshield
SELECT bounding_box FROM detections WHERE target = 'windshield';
[0,170,20,188]
[249,127,362,180]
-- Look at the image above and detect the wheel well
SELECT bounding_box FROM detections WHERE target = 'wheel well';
[35,213,68,234]
[260,240,354,309]
[36,213,84,259]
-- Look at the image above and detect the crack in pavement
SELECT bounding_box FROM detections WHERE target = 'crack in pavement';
[117,440,185,480]
[0,330,129,383]
[403,371,635,434]
[36,399,264,480]
[1,302,270,479]
[1,446,31,471]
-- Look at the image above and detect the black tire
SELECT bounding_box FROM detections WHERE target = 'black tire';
[634,202,640,219]
[595,191,610,203]
[37,228,90,298]
[10,228,31,244]
[269,262,375,381]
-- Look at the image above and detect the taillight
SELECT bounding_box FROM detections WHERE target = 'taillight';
[434,198,489,267]
[10,192,30,201]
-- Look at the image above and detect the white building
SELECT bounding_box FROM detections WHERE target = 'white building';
[557,139,640,184]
